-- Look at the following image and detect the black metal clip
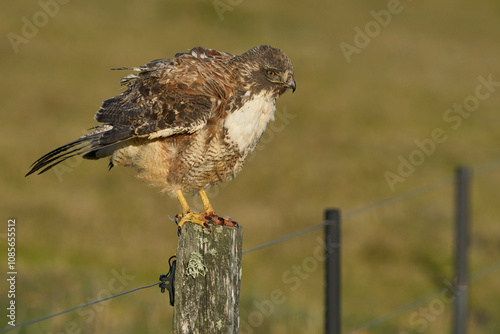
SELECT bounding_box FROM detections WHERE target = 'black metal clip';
[159,255,176,306]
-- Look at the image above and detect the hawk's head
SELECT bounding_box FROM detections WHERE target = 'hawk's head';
[235,45,296,97]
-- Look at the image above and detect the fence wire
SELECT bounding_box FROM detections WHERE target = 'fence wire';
[345,260,500,334]
[243,175,454,255]
[0,282,160,333]
[2,159,499,333]
[244,157,500,255]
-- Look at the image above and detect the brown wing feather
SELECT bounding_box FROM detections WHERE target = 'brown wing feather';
[95,47,234,140]
[26,47,235,176]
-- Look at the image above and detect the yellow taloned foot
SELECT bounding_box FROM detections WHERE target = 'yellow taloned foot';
[175,210,208,229]
[174,189,239,229]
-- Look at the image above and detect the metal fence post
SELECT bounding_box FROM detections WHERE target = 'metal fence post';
[453,166,471,334]
[325,208,341,334]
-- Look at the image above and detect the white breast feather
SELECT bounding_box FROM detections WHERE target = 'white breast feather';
[224,91,276,153]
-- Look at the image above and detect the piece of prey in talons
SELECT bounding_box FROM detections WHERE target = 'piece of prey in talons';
[174,189,238,231]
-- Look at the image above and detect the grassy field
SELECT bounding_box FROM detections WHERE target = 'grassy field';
[2,0,500,333]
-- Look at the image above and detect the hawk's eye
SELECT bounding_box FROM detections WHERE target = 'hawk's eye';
[266,70,276,77]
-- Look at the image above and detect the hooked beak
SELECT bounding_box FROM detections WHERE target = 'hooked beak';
[284,74,296,93]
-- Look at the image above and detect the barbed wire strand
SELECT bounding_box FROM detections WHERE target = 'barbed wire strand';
[243,176,454,255]
[243,158,500,255]
[243,222,326,255]
[241,158,500,332]
[0,281,160,333]
[471,157,500,176]
[345,290,439,334]
[345,260,500,334]
[3,158,499,332]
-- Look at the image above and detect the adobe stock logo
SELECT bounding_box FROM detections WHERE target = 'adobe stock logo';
[190,106,295,212]
[7,0,71,54]
[212,0,243,21]
[47,268,135,334]
[240,235,336,333]
[385,74,499,192]
[339,0,412,64]
[400,277,466,334]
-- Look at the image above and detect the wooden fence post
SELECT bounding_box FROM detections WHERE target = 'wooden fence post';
[172,223,243,334]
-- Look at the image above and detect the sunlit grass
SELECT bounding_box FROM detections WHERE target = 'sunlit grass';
[2,0,500,332]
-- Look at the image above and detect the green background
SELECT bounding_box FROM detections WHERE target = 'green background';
[2,0,500,333]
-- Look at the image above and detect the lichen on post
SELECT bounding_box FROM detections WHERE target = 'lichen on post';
[172,223,243,334]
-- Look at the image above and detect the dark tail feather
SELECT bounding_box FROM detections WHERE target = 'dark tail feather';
[26,124,134,177]
[25,137,96,176]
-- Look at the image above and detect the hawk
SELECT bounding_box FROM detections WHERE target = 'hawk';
[26,45,296,227]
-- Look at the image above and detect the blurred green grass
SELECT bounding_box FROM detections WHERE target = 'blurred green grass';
[2,0,500,333]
